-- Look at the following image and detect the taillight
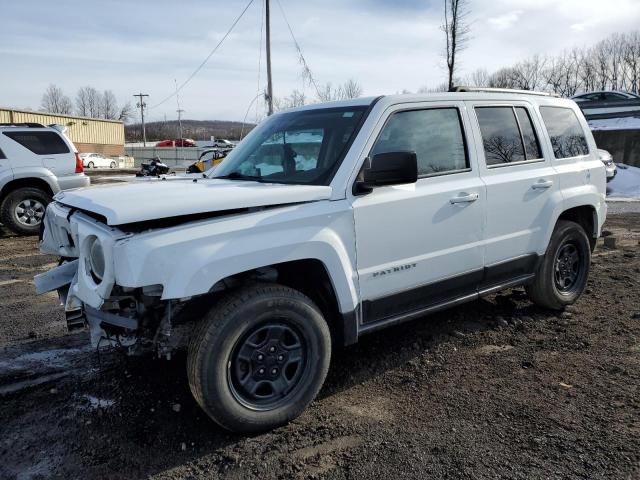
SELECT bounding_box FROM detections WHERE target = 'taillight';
[75,152,84,173]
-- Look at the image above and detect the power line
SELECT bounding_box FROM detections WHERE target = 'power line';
[149,0,256,110]
[275,0,321,98]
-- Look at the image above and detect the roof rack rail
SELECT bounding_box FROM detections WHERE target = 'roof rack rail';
[0,122,46,128]
[453,86,559,97]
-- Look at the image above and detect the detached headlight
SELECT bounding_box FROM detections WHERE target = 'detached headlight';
[88,237,105,282]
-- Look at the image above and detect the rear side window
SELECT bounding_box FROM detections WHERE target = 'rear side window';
[539,107,589,158]
[515,107,542,160]
[3,131,70,155]
[371,108,469,176]
[475,106,543,166]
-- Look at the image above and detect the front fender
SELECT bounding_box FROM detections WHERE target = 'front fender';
[113,201,359,313]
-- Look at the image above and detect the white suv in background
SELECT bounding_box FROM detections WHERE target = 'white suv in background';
[0,123,90,235]
[37,89,606,433]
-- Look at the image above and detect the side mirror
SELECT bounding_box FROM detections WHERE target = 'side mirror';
[355,151,418,194]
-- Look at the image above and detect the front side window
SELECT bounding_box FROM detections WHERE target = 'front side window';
[539,106,589,159]
[213,106,366,185]
[371,108,468,176]
[2,131,70,155]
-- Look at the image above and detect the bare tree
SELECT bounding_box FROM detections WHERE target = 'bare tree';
[441,0,470,91]
[118,101,134,122]
[274,89,307,111]
[41,84,73,114]
[466,68,490,87]
[417,82,449,93]
[101,90,119,119]
[623,32,640,93]
[341,79,363,99]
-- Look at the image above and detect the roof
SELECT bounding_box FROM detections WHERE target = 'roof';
[280,90,575,115]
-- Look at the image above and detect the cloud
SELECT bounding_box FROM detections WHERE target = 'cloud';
[1,0,639,121]
[488,10,523,30]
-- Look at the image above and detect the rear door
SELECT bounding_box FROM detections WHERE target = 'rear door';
[352,101,486,325]
[468,101,560,288]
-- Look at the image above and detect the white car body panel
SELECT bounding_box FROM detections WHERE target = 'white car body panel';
[54,180,333,225]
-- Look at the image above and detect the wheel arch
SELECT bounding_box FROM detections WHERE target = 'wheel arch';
[557,205,597,251]
[205,259,355,346]
[0,177,55,203]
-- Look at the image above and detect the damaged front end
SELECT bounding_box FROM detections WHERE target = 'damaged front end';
[35,202,189,358]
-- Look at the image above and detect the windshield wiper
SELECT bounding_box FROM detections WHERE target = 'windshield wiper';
[215,172,264,182]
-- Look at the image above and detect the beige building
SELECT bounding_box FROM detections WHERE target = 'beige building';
[0,107,125,156]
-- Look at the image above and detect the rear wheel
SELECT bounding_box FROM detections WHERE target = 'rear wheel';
[187,283,331,433]
[110,161,116,169]
[0,187,51,235]
[526,220,591,310]
[87,161,95,168]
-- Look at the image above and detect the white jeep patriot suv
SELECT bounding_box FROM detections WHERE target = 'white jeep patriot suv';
[36,89,606,433]
[0,123,89,235]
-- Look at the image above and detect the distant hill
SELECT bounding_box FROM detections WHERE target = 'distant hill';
[125,119,256,142]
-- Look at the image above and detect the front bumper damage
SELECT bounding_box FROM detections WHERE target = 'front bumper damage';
[35,202,189,357]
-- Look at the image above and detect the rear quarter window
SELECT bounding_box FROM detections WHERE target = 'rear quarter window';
[2,131,70,155]
[0,146,5,159]
[539,107,589,159]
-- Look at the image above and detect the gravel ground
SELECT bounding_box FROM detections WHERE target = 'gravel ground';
[0,209,639,479]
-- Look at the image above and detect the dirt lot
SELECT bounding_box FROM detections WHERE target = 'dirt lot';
[1,208,639,480]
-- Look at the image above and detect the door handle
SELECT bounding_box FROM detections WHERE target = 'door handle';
[532,179,553,189]
[450,192,479,204]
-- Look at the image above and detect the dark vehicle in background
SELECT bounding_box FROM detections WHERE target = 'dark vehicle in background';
[155,139,197,148]
[571,91,640,102]
[136,157,171,177]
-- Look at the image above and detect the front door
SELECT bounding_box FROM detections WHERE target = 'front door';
[352,102,485,325]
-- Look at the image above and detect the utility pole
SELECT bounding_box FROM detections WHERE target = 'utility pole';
[133,93,149,146]
[265,0,274,116]
[176,109,185,142]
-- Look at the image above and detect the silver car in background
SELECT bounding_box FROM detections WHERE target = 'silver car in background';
[597,148,617,182]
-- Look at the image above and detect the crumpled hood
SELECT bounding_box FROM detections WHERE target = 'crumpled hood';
[55,177,332,225]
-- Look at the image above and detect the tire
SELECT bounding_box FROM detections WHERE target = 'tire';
[87,161,95,168]
[110,161,116,169]
[526,220,591,310]
[187,283,331,433]
[0,187,51,236]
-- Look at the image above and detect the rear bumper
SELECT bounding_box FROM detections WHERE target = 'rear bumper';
[57,174,90,191]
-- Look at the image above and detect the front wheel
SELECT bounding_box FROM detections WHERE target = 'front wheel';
[110,161,117,169]
[0,187,51,235]
[87,161,95,168]
[187,283,331,433]
[526,220,591,310]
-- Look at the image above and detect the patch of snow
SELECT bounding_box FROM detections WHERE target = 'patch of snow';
[0,347,89,371]
[608,164,640,199]
[83,394,115,410]
[588,116,640,131]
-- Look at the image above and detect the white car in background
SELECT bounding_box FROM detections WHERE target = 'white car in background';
[597,148,617,182]
[81,153,117,169]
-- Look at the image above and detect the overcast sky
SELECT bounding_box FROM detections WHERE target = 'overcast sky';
[1,0,639,123]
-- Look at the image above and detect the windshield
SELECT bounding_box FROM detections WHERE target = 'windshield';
[210,106,367,185]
